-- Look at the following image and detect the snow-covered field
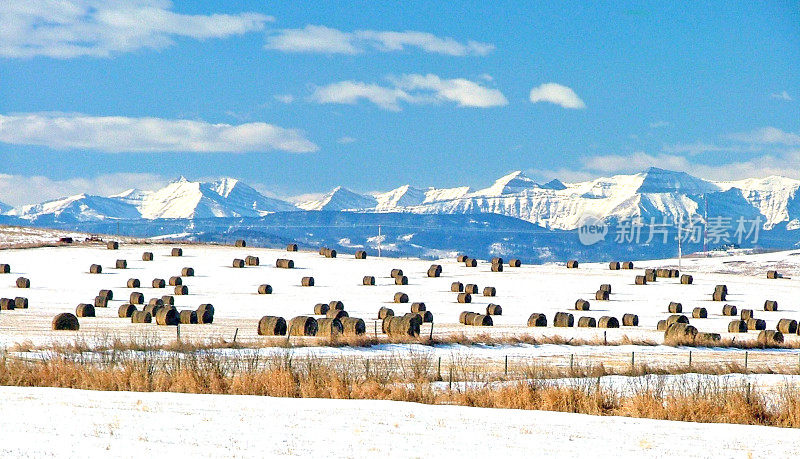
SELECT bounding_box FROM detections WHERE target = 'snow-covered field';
[1,385,798,458]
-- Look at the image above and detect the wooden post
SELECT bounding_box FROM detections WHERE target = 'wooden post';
[176,323,180,341]
[504,355,508,376]
[570,353,574,372]
[688,351,692,369]
[745,351,748,372]
[233,327,239,343]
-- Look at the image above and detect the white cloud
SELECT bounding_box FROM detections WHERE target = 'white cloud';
[649,121,670,128]
[0,172,168,207]
[337,136,357,144]
[529,83,586,109]
[310,74,507,111]
[770,91,792,101]
[273,94,295,104]
[0,113,318,153]
[0,0,271,58]
[727,127,800,146]
[265,25,493,56]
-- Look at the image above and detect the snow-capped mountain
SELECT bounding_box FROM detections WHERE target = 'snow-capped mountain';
[297,186,377,211]
[7,194,141,222]
[0,200,10,214]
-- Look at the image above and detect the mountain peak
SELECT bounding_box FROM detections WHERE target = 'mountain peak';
[298,186,377,211]
[478,170,539,196]
[636,168,718,195]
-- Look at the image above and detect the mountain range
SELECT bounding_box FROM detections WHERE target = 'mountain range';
[4,168,800,233]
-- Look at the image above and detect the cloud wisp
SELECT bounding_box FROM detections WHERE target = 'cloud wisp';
[0,0,271,58]
[0,113,318,153]
[529,83,586,109]
[265,25,493,56]
[310,74,508,111]
[770,91,792,101]
[0,172,168,207]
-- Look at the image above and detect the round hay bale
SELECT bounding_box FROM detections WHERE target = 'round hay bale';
[0,263,10,273]
[196,304,215,324]
[656,320,667,331]
[680,274,693,285]
[527,313,547,327]
[179,310,197,324]
[459,311,477,325]
[316,318,343,338]
[595,290,609,301]
[181,267,195,277]
[645,271,657,282]
[692,307,708,319]
[168,276,182,286]
[235,239,247,248]
[287,243,298,252]
[509,259,522,268]
[728,320,748,333]
[578,316,596,328]
[76,303,95,317]
[171,248,182,257]
[129,292,144,304]
[427,264,442,277]
[486,303,502,315]
[491,263,504,272]
[777,319,798,334]
[14,297,28,309]
[766,270,780,279]
[390,269,404,278]
[319,247,327,256]
[143,304,163,317]
[609,261,620,270]
[666,314,689,326]
[696,332,721,343]
[142,252,153,261]
[670,269,680,278]
[554,312,574,327]
[355,250,367,259]
[385,315,420,337]
[566,260,579,269]
[764,300,779,311]
[491,257,504,265]
[599,284,612,294]
[598,316,619,328]
[161,295,174,305]
[378,307,394,319]
[0,298,14,310]
[451,282,464,292]
[421,311,434,323]
[457,292,471,304]
[115,259,127,269]
[622,313,639,326]
[88,265,102,274]
[471,314,493,326]
[668,302,683,313]
[758,330,784,346]
[394,292,409,303]
[665,323,698,340]
[575,299,591,311]
[118,303,136,318]
[152,278,165,288]
[131,311,152,323]
[276,258,295,269]
[715,284,728,294]
[326,309,349,320]
[464,258,477,268]
[362,275,375,286]
[328,300,344,311]
[257,284,273,294]
[174,285,188,295]
[746,318,766,331]
[313,303,329,315]
[232,258,245,268]
[741,309,754,320]
[457,255,468,263]
[98,289,113,300]
[722,304,737,316]
[301,277,315,287]
[107,241,119,250]
[94,295,108,308]
[245,256,260,266]
[465,284,479,294]
[622,261,634,269]
[656,268,670,278]
[127,278,140,288]
[483,286,496,297]
[410,302,426,313]
[394,275,408,286]
[52,312,80,330]
[148,297,164,306]
[327,249,338,258]
[258,316,287,336]
[340,317,366,335]
[635,275,647,285]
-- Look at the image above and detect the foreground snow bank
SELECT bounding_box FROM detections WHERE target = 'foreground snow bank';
[0,386,797,458]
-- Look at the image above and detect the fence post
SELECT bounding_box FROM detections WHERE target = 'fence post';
[233,327,238,343]
[438,357,442,380]
[504,355,508,376]
[688,351,692,369]
[631,351,635,371]
[570,353,574,372]
[429,321,434,340]
[745,351,748,372]
[604,331,607,345]
[449,365,453,390]
[374,320,378,338]
[176,323,180,342]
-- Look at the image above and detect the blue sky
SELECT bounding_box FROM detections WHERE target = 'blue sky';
[0,1,798,205]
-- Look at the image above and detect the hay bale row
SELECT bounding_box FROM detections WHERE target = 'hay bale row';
[287,243,298,252]
[131,311,151,323]
[0,263,10,273]
[528,313,547,327]
[107,241,119,250]
[509,259,522,268]
[622,313,639,326]
[52,313,79,330]
[245,256,260,266]
[459,311,492,326]
[142,252,154,261]
[394,292,409,303]
[645,269,657,282]
[575,299,590,311]
[378,307,394,319]
[235,239,247,248]
[383,315,420,337]
[179,310,197,324]
[486,303,502,315]
[451,281,463,292]
[595,290,609,301]
[457,292,471,303]
[764,300,779,311]
[554,311,574,327]
[680,274,693,284]
[197,304,214,324]
[258,284,273,294]
[171,248,183,257]
[483,286,496,297]
[89,264,102,274]
[301,276,315,287]
[115,259,127,269]
[598,316,619,328]
[692,307,707,319]
[258,316,287,336]
[722,304,737,316]
[665,323,698,340]
[16,277,30,288]
[276,258,294,269]
[758,330,784,346]
[668,301,683,313]
[363,275,375,286]
[578,316,596,327]
[355,250,367,259]
[428,264,442,277]
[566,260,579,269]
[76,303,95,317]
